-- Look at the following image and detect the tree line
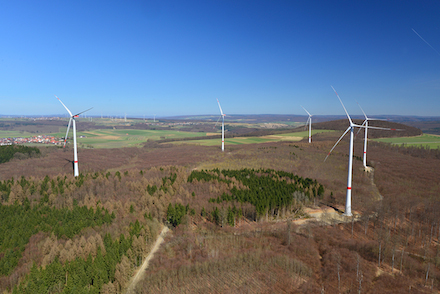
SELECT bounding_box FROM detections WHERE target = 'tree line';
[0,145,40,164]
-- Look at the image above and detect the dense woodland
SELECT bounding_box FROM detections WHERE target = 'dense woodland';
[0,145,40,164]
[0,121,439,293]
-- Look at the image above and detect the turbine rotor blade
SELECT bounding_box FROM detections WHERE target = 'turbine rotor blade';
[356,124,401,131]
[331,86,353,125]
[356,120,367,136]
[74,107,93,117]
[357,102,368,119]
[301,105,311,117]
[217,99,224,116]
[64,118,72,147]
[306,117,311,125]
[55,95,73,117]
[214,115,222,127]
[324,127,351,162]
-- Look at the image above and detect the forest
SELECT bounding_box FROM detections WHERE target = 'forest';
[0,169,166,294]
[0,121,439,293]
[0,163,326,293]
[0,145,40,164]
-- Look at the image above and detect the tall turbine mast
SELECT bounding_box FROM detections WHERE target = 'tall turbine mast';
[56,95,92,177]
[216,99,226,152]
[357,103,374,169]
[356,103,398,169]
[325,87,391,216]
[301,106,312,143]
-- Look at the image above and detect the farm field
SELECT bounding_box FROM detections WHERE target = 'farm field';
[0,130,36,138]
[19,128,209,149]
[175,130,335,146]
[0,128,335,149]
[374,133,440,149]
[73,129,209,148]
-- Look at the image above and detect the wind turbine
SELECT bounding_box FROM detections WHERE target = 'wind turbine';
[56,95,92,177]
[301,106,312,143]
[356,103,399,169]
[356,103,380,168]
[325,87,391,216]
[216,99,226,151]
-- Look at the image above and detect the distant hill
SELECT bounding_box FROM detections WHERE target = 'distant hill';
[2,115,438,136]
[394,120,440,135]
[168,113,440,124]
[313,119,422,138]
[168,114,347,123]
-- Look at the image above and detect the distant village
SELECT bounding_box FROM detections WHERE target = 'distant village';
[0,135,62,146]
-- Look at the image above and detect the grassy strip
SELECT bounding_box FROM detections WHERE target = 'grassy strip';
[374,134,440,149]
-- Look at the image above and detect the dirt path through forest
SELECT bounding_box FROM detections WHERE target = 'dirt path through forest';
[124,226,169,294]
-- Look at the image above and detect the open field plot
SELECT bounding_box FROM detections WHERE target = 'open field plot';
[224,121,302,128]
[70,129,208,148]
[272,121,304,126]
[174,129,335,146]
[0,130,35,138]
[265,129,334,139]
[0,120,335,149]
[374,133,440,149]
[179,136,281,146]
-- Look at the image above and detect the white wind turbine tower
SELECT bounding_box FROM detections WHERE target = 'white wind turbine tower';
[357,103,377,169]
[356,103,398,169]
[56,95,92,177]
[358,103,371,168]
[301,106,312,143]
[325,87,391,216]
[216,99,226,151]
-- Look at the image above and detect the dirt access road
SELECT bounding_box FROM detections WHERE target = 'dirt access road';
[125,226,169,294]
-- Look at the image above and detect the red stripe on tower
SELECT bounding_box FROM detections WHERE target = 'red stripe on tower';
[347,187,352,190]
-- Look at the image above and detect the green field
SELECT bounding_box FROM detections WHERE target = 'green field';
[374,134,440,149]
[175,130,334,146]
[74,129,208,148]
[0,130,36,138]
[0,128,335,149]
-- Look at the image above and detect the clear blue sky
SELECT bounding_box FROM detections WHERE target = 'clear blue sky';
[1,0,439,117]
